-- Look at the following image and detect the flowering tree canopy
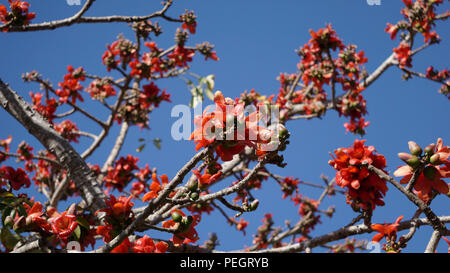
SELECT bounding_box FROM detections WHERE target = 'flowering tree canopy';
[0,0,449,254]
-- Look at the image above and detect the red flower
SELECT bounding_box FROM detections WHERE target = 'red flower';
[189,91,274,161]
[192,168,222,188]
[394,138,449,202]
[54,120,80,143]
[0,166,31,190]
[235,218,249,236]
[371,215,404,243]
[163,210,201,245]
[279,176,300,199]
[23,201,51,232]
[132,236,168,253]
[104,155,139,191]
[180,10,197,34]
[329,139,388,211]
[56,66,85,104]
[97,194,134,221]
[86,79,116,100]
[29,92,58,122]
[385,23,398,40]
[167,46,195,67]
[0,1,35,30]
[344,117,370,136]
[139,82,171,109]
[48,205,78,240]
[393,43,412,68]
[111,238,132,253]
[102,37,137,72]
[142,173,169,201]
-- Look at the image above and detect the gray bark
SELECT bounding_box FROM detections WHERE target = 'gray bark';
[0,78,106,212]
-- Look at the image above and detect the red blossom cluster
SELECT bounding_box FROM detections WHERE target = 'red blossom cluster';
[386,0,446,43]
[283,25,370,134]
[29,92,58,123]
[163,210,201,245]
[279,176,300,199]
[4,201,95,251]
[425,66,450,98]
[0,0,35,30]
[329,139,388,211]
[291,195,322,234]
[139,82,171,108]
[104,155,139,192]
[85,79,116,101]
[180,10,197,34]
[190,91,274,161]
[393,42,412,68]
[54,120,80,143]
[102,36,137,72]
[96,195,134,244]
[394,138,449,202]
[142,173,171,201]
[111,235,168,253]
[251,213,284,250]
[115,81,171,129]
[0,166,31,190]
[131,235,168,253]
[55,65,86,104]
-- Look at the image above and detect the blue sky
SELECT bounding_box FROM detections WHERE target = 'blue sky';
[0,0,449,253]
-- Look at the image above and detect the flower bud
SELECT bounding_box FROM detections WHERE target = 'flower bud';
[408,141,422,156]
[171,212,182,223]
[406,155,420,168]
[190,192,199,201]
[398,152,412,162]
[424,143,436,156]
[429,153,441,165]
[13,216,25,232]
[186,180,198,192]
[276,124,289,139]
[249,199,259,211]
[423,166,436,181]
[4,216,13,228]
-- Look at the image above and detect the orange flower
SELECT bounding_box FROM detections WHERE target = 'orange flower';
[48,204,78,240]
[394,138,449,202]
[142,173,169,201]
[189,91,274,162]
[329,139,388,211]
[163,210,201,245]
[371,215,403,243]
[132,235,168,253]
[192,168,222,188]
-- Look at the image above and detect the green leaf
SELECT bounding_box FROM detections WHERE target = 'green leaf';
[0,227,21,250]
[153,138,162,150]
[136,143,146,153]
[138,138,145,142]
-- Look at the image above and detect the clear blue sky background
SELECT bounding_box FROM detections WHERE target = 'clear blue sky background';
[0,0,448,253]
